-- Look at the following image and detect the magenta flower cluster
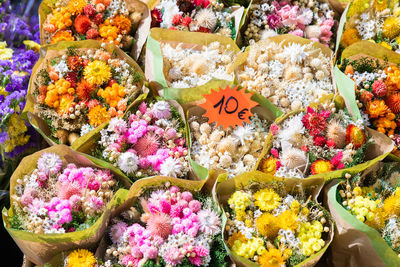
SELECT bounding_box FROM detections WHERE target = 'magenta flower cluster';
[107,185,222,266]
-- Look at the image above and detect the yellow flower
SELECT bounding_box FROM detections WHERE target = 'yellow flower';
[67,249,96,267]
[290,200,300,214]
[341,28,361,48]
[298,221,325,256]
[278,210,298,231]
[383,194,400,217]
[231,237,265,259]
[0,41,13,60]
[347,0,369,18]
[84,60,112,85]
[3,114,30,153]
[228,191,252,221]
[87,105,111,127]
[23,40,40,53]
[383,17,400,40]
[66,0,87,14]
[256,212,280,239]
[258,248,286,267]
[0,87,7,97]
[254,188,281,212]
[373,0,388,11]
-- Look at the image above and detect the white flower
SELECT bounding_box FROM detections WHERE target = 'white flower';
[195,9,218,29]
[158,0,181,28]
[80,124,94,136]
[282,43,309,64]
[160,157,182,177]
[197,209,221,236]
[107,117,127,134]
[118,152,139,174]
[232,124,254,146]
[53,60,69,78]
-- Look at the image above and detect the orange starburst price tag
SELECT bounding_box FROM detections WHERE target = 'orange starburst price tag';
[199,86,258,129]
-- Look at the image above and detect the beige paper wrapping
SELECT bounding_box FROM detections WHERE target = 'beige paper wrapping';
[38,0,151,60]
[23,40,145,147]
[2,145,131,265]
[215,170,334,267]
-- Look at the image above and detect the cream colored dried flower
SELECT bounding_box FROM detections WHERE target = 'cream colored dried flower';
[195,9,217,29]
[281,147,307,171]
[217,136,237,155]
[326,120,346,148]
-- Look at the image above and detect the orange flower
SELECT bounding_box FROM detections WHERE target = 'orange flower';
[373,113,397,136]
[76,80,94,101]
[341,28,361,47]
[259,156,278,175]
[346,124,367,149]
[385,65,400,91]
[344,65,354,76]
[74,14,92,34]
[51,30,74,44]
[227,232,246,248]
[67,56,83,71]
[87,105,111,127]
[386,94,400,114]
[45,85,59,108]
[99,24,119,41]
[366,100,388,118]
[112,15,132,34]
[97,83,126,108]
[49,7,72,30]
[58,94,75,115]
[310,159,334,175]
[67,0,87,14]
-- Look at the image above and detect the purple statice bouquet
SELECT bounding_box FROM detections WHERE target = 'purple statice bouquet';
[0,0,41,166]
[103,183,226,266]
[10,152,118,234]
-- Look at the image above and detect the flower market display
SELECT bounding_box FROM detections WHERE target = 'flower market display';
[235,36,335,113]
[5,0,400,265]
[101,178,227,267]
[10,151,118,234]
[89,98,190,180]
[161,40,236,89]
[28,41,144,145]
[258,103,375,178]
[340,57,400,154]
[242,0,337,48]
[340,0,400,51]
[150,0,240,39]
[218,173,333,267]
[40,0,149,56]
[189,108,269,177]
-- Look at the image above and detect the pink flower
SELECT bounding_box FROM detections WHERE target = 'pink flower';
[139,102,147,114]
[331,151,343,168]
[146,213,172,239]
[372,80,387,97]
[193,0,210,8]
[170,186,180,194]
[87,179,100,191]
[147,203,161,214]
[301,145,309,152]
[110,221,128,243]
[187,223,199,237]
[277,5,299,27]
[289,29,304,37]
[164,128,177,140]
[58,182,81,200]
[189,256,203,266]
[188,200,202,213]
[297,8,313,25]
[88,196,104,210]
[172,14,182,25]
[181,191,193,202]
[164,247,184,266]
[194,245,209,257]
[131,246,143,258]
[326,139,336,148]
[313,135,326,147]
[151,101,171,120]
[121,255,139,266]
[197,209,221,235]
[170,204,183,218]
[160,199,171,213]
[37,153,63,175]
[270,124,280,135]
[21,188,36,206]
[270,148,279,158]
[144,246,158,259]
[322,18,335,27]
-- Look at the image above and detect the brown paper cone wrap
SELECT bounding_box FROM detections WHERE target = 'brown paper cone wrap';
[23,40,145,148]
[325,161,400,266]
[215,170,334,267]
[38,0,151,60]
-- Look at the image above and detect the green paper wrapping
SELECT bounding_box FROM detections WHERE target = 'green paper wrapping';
[72,94,202,180]
[255,108,394,180]
[325,161,400,267]
[215,170,334,267]
[38,0,151,60]
[187,96,279,180]
[23,40,145,147]
[2,145,131,265]
[145,28,241,107]
[233,34,335,120]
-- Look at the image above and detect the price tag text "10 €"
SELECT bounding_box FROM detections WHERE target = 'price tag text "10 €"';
[199,86,258,129]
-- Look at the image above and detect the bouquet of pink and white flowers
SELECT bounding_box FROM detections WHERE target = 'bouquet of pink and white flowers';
[102,179,227,266]
[10,152,118,234]
[92,98,190,180]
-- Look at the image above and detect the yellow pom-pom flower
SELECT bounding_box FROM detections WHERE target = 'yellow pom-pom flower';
[228,191,252,221]
[278,210,298,232]
[84,60,112,85]
[383,17,400,40]
[231,237,265,259]
[256,212,280,239]
[254,188,281,212]
[258,248,286,267]
[87,105,111,127]
[66,249,97,267]
[298,221,325,256]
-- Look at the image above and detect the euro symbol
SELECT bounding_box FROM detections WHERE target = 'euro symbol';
[238,108,248,120]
